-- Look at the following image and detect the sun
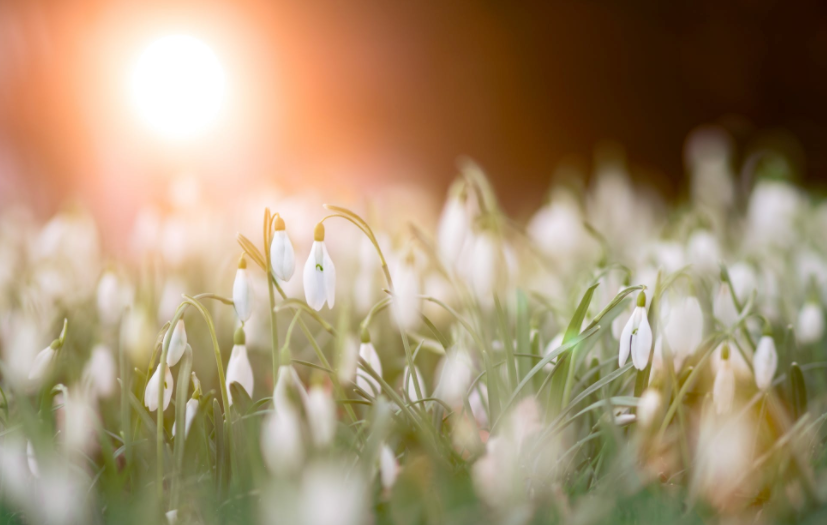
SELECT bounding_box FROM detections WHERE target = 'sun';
[131,35,226,140]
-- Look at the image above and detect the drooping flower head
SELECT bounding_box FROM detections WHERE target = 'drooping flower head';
[226,326,254,405]
[753,330,778,391]
[303,222,336,311]
[619,291,653,370]
[270,215,296,282]
[165,319,188,366]
[713,344,735,415]
[233,256,254,322]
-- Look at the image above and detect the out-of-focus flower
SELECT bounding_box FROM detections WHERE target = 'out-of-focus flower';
[433,347,473,408]
[304,223,336,311]
[165,320,187,367]
[437,181,469,266]
[379,444,399,492]
[26,441,39,478]
[713,345,735,415]
[145,363,173,412]
[753,334,778,391]
[120,306,153,365]
[270,215,296,282]
[355,333,382,397]
[686,230,720,275]
[306,382,336,447]
[527,191,594,269]
[62,387,98,455]
[226,327,254,405]
[82,344,116,398]
[274,365,309,415]
[392,253,421,330]
[298,463,366,525]
[746,178,801,250]
[662,295,703,368]
[158,277,186,325]
[797,301,824,344]
[637,388,662,428]
[261,401,304,473]
[619,292,653,370]
[96,271,132,325]
[28,341,58,383]
[713,283,739,326]
[469,384,489,428]
[172,398,199,439]
[233,257,254,322]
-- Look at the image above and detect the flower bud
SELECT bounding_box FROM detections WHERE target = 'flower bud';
[270,216,296,282]
[165,320,188,366]
[233,257,254,322]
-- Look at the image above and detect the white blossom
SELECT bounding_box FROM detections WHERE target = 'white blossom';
[144,363,173,412]
[270,216,296,282]
[303,223,336,311]
[753,335,778,391]
[619,293,653,370]
[232,260,254,322]
[165,319,188,366]
[797,302,824,345]
[355,340,382,397]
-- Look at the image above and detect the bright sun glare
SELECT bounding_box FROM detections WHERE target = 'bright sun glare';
[131,35,226,140]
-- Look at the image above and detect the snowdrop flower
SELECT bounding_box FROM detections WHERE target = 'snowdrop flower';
[470,231,503,300]
[753,333,778,391]
[28,341,60,383]
[303,222,336,311]
[144,363,173,412]
[527,192,593,267]
[261,402,304,473]
[298,463,367,525]
[274,363,310,415]
[392,253,421,330]
[226,327,254,405]
[713,345,735,415]
[713,283,740,326]
[619,292,653,370]
[96,271,130,325]
[233,257,254,322]
[662,295,704,366]
[637,388,662,428]
[746,178,801,250]
[63,387,98,454]
[797,301,824,344]
[306,381,336,447]
[433,347,473,408]
[379,444,399,492]
[172,398,199,439]
[437,181,469,265]
[686,230,720,275]
[270,215,296,282]
[82,344,116,398]
[404,365,426,403]
[355,331,382,397]
[165,320,187,366]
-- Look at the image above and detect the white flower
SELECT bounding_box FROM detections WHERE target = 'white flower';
[172,398,199,439]
[404,365,426,403]
[379,444,399,491]
[437,188,469,266]
[144,363,173,412]
[261,403,304,473]
[753,335,778,391]
[270,215,296,282]
[63,388,98,454]
[226,329,254,405]
[686,230,720,275]
[713,283,740,326]
[96,271,130,325]
[637,388,662,428]
[298,464,366,525]
[470,232,501,300]
[433,348,473,408]
[392,256,421,331]
[82,344,116,398]
[28,344,57,382]
[797,302,824,345]
[619,292,653,370]
[306,384,336,447]
[165,320,187,366]
[713,346,735,415]
[662,296,704,363]
[355,338,382,397]
[232,259,254,322]
[303,223,336,311]
[274,365,310,415]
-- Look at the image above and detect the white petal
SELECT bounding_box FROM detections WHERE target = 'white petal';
[226,345,254,404]
[145,364,174,412]
[379,444,399,490]
[233,268,253,322]
[632,312,653,371]
[618,312,634,367]
[306,386,336,447]
[356,343,382,396]
[28,346,56,382]
[322,242,336,309]
[166,320,187,366]
[713,364,735,415]
[753,336,777,390]
[270,230,295,282]
[404,365,426,402]
[303,242,327,311]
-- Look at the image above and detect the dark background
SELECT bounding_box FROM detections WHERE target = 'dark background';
[2,0,827,214]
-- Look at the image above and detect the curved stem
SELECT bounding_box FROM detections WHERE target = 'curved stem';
[181,296,231,418]
[156,304,187,503]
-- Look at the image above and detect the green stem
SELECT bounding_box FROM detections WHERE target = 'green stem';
[156,304,187,503]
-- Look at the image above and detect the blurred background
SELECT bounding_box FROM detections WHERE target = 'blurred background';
[2,0,827,252]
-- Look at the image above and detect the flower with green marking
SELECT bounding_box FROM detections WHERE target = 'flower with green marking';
[226,326,253,405]
[144,363,173,412]
[303,222,336,311]
[619,291,653,370]
[233,256,254,322]
[270,215,295,282]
